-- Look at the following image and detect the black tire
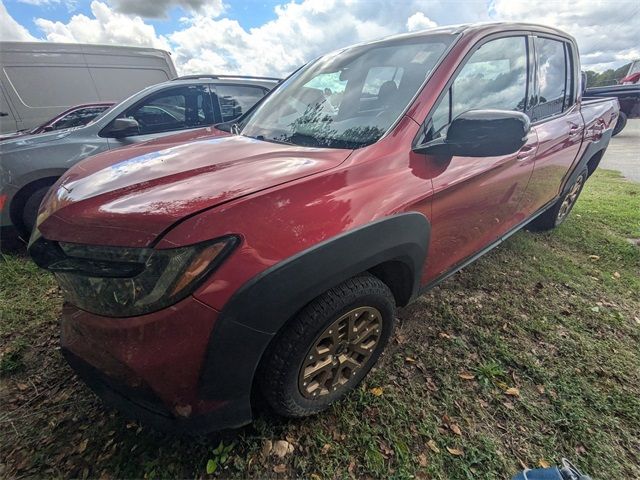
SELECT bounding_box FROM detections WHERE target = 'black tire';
[528,169,587,231]
[259,274,395,418]
[21,185,52,235]
[612,111,627,137]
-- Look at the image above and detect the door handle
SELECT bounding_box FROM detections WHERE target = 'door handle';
[568,124,583,137]
[516,144,536,160]
[0,112,8,117]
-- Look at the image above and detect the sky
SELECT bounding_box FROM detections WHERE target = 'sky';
[1,0,638,77]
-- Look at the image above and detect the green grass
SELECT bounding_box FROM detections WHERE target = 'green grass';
[1,169,639,479]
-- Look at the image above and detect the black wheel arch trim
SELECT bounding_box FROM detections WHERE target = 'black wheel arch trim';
[563,128,612,192]
[198,212,430,404]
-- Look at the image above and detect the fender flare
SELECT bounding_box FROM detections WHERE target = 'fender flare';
[198,212,430,410]
[563,128,613,193]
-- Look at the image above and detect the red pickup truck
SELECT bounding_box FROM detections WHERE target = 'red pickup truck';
[29,23,619,433]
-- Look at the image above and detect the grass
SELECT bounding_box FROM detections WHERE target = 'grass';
[0,169,639,479]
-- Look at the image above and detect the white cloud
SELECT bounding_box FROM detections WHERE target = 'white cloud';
[109,0,224,19]
[35,1,170,49]
[4,0,635,75]
[0,1,37,41]
[406,12,437,32]
[491,0,640,71]
[170,0,465,76]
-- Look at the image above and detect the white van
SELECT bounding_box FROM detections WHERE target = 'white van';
[0,42,177,134]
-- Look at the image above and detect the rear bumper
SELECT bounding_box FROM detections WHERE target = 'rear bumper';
[60,297,254,433]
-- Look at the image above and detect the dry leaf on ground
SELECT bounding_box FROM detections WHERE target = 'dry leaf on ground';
[370,387,383,396]
[446,446,464,456]
[78,439,88,454]
[427,440,440,453]
[272,440,294,458]
[505,387,520,397]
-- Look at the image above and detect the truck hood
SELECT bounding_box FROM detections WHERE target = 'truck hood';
[37,133,351,247]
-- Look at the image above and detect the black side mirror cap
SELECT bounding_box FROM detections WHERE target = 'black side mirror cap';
[413,109,531,157]
[107,118,140,138]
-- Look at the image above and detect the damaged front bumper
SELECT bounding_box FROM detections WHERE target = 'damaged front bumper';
[60,297,253,434]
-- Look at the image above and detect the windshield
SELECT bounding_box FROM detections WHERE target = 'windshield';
[629,60,640,76]
[239,33,456,149]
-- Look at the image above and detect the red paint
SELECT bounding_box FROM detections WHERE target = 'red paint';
[61,296,223,415]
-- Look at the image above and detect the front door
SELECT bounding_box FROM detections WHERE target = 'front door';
[416,35,537,282]
[106,84,218,149]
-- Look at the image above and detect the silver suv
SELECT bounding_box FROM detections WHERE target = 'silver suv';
[0,74,280,238]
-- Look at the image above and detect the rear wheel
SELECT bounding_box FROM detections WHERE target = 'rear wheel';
[612,111,627,137]
[528,169,587,231]
[259,274,395,418]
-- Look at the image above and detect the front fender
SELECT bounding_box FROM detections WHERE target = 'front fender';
[198,212,430,409]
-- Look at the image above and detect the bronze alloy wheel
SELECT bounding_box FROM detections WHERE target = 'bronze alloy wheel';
[556,174,584,225]
[298,306,382,398]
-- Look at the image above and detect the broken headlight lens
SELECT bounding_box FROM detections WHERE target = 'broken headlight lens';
[50,237,238,317]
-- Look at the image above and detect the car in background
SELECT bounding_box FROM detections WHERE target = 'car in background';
[0,102,114,142]
[0,74,280,237]
[621,59,640,84]
[0,42,177,134]
[585,82,640,136]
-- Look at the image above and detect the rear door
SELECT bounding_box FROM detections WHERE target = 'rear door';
[213,84,269,122]
[518,36,583,215]
[106,84,218,148]
[417,35,538,281]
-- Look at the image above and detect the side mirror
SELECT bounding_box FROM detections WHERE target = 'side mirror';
[414,110,530,157]
[107,117,140,138]
[581,71,588,95]
[42,125,54,133]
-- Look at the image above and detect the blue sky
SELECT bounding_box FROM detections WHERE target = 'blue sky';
[3,0,281,35]
[1,0,638,76]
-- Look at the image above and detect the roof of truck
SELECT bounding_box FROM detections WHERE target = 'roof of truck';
[367,21,577,44]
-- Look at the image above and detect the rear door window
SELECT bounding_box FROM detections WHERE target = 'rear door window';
[215,85,267,122]
[530,37,569,121]
[121,85,215,135]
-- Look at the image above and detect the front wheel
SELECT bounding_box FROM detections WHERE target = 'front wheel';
[528,169,587,231]
[259,274,395,418]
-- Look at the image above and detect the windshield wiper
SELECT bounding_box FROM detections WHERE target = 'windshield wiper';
[250,134,293,146]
